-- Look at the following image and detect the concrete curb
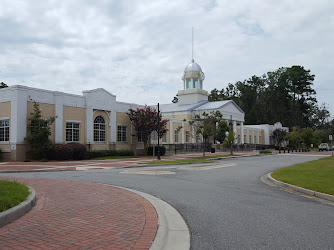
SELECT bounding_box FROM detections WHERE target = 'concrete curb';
[108,185,190,250]
[0,186,36,228]
[264,172,334,202]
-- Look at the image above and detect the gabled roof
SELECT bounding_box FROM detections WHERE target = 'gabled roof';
[193,100,245,114]
[159,100,208,113]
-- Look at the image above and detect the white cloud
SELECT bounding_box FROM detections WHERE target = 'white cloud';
[0,0,334,118]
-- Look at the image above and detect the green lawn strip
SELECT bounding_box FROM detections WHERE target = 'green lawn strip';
[272,156,334,195]
[0,180,30,212]
[138,158,212,165]
[88,156,141,160]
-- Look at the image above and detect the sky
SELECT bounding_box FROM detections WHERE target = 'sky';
[1,0,333,117]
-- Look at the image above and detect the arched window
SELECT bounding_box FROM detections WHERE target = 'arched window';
[94,116,105,142]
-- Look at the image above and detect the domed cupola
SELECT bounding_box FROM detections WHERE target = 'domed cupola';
[177,58,208,105]
[182,59,205,90]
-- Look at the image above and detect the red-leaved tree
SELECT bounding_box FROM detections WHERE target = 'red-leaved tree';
[127,105,168,154]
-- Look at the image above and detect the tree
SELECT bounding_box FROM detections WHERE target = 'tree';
[207,65,321,129]
[25,102,56,159]
[0,82,8,88]
[272,129,287,147]
[127,105,168,155]
[223,131,238,155]
[215,120,229,144]
[189,111,226,157]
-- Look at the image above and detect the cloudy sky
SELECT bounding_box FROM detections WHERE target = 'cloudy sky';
[1,0,333,117]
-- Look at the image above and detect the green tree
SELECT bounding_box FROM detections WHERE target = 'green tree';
[25,102,56,159]
[272,129,287,147]
[215,121,229,144]
[223,131,238,155]
[189,111,224,157]
[127,105,168,155]
[0,82,8,88]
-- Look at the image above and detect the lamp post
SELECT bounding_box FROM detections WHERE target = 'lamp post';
[157,103,161,160]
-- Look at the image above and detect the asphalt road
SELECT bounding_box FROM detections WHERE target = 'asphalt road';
[2,154,334,250]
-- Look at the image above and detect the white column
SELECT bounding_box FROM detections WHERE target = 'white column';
[181,121,185,143]
[86,108,94,144]
[241,121,244,144]
[169,120,173,144]
[10,87,27,145]
[252,130,255,144]
[233,120,237,143]
[110,111,116,143]
[54,92,63,143]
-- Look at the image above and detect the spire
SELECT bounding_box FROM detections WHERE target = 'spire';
[192,27,194,62]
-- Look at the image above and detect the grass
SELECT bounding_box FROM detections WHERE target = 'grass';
[272,156,334,195]
[89,156,140,160]
[0,180,30,212]
[138,158,212,165]
[138,154,239,165]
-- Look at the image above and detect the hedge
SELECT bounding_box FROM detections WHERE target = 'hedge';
[48,143,87,160]
[147,146,166,156]
[86,150,134,159]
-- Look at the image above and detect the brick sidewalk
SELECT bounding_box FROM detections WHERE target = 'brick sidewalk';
[0,178,158,250]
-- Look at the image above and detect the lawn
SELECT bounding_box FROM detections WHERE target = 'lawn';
[271,156,334,195]
[139,154,238,165]
[0,180,30,212]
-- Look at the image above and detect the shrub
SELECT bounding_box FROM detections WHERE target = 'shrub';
[48,143,87,160]
[85,150,134,159]
[259,150,272,154]
[40,158,48,162]
[147,146,166,156]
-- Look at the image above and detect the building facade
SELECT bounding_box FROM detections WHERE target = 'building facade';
[0,59,288,161]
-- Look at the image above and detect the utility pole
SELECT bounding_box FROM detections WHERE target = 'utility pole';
[157,103,161,160]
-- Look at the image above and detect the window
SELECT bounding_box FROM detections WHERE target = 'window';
[94,116,106,142]
[174,130,179,143]
[137,131,143,142]
[254,136,257,144]
[259,136,262,144]
[249,135,252,143]
[66,122,80,142]
[118,126,127,142]
[162,134,167,143]
[199,80,202,89]
[244,135,246,143]
[0,119,9,142]
[193,78,198,88]
[186,131,190,143]
[186,79,191,89]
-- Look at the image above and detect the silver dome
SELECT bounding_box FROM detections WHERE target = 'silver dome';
[184,59,202,72]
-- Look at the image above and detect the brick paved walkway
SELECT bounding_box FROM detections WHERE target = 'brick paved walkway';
[0,178,158,250]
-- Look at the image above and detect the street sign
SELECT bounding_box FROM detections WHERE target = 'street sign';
[329,135,333,141]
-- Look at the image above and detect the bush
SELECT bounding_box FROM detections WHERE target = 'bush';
[85,150,134,159]
[259,150,272,154]
[147,146,166,156]
[48,143,87,160]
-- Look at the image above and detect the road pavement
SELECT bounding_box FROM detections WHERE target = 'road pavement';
[2,154,334,249]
